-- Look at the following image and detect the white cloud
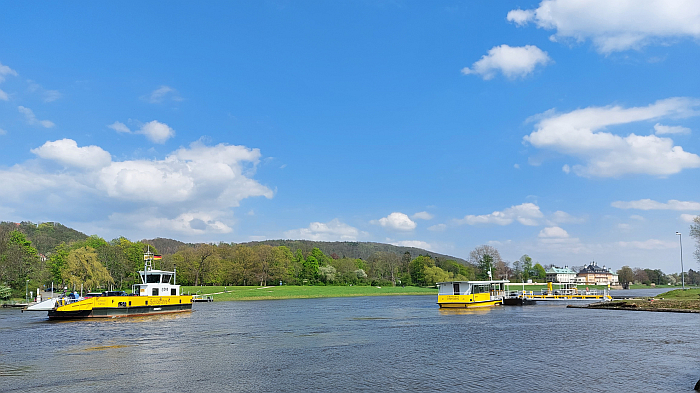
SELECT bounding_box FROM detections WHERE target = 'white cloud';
[0,61,17,82]
[0,127,6,136]
[428,223,447,232]
[611,199,700,211]
[506,9,534,27]
[630,215,645,221]
[109,120,175,143]
[146,85,182,103]
[488,240,512,247]
[618,223,631,230]
[31,139,112,170]
[139,120,175,144]
[549,210,586,224]
[618,239,677,250]
[654,123,691,135]
[0,61,17,101]
[681,214,697,223]
[537,226,581,246]
[108,121,131,133]
[412,211,434,220]
[372,212,417,231]
[18,106,55,128]
[43,90,61,103]
[456,202,543,226]
[392,240,432,250]
[507,0,700,53]
[284,219,365,241]
[523,98,700,177]
[0,139,272,238]
[461,45,551,80]
[28,80,61,102]
[538,226,569,238]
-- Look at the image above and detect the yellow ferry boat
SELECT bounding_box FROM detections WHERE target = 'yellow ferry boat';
[437,280,509,308]
[26,251,192,319]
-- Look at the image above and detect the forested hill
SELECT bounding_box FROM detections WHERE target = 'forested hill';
[0,221,87,255]
[240,240,468,265]
[0,220,467,264]
[140,237,189,255]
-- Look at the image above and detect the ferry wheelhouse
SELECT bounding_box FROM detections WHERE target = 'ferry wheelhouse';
[437,280,509,308]
[26,251,192,319]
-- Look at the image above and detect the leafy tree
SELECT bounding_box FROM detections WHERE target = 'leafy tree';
[643,268,667,285]
[0,229,39,290]
[477,254,493,280]
[318,265,336,283]
[409,255,434,286]
[0,285,12,299]
[532,263,546,281]
[309,247,331,267]
[62,247,113,291]
[48,243,70,284]
[423,265,450,285]
[469,245,502,280]
[175,244,220,286]
[633,268,649,284]
[519,255,533,282]
[617,266,634,287]
[442,260,474,280]
[302,254,319,283]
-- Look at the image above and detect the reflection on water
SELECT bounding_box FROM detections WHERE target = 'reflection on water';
[1,295,699,392]
[437,306,496,316]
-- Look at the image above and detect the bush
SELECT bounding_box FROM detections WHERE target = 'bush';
[0,285,12,300]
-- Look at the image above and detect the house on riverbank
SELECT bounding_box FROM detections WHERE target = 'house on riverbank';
[545,266,577,283]
[577,262,619,286]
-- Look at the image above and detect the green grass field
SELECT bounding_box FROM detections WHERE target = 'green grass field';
[656,288,700,299]
[179,282,696,302]
[181,285,437,301]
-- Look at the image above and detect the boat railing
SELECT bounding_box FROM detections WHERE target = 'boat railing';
[55,297,84,307]
[507,290,534,298]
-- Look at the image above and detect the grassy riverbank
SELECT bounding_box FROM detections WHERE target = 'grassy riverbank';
[582,288,700,312]
[181,285,437,301]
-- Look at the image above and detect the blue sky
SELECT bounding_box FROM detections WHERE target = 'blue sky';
[1,1,699,273]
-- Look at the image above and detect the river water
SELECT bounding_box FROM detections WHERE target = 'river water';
[1,294,698,392]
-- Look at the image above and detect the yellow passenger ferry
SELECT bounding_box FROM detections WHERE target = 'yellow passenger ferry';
[437,280,509,308]
[26,251,192,319]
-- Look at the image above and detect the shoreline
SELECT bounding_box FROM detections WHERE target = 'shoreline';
[182,285,438,302]
[570,298,700,313]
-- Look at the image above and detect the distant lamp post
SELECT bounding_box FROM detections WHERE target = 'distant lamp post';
[25,279,29,304]
[676,232,684,290]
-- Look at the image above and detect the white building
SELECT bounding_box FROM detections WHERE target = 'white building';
[545,266,578,283]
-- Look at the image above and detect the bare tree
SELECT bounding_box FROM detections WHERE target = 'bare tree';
[691,216,700,265]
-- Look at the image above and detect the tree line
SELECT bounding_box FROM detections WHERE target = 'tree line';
[1,226,551,297]
[4,217,700,299]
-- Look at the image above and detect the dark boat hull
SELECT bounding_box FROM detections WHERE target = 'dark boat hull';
[48,303,192,319]
[502,297,537,306]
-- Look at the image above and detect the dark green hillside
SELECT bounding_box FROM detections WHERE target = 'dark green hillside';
[140,237,189,254]
[0,221,88,255]
[240,240,468,265]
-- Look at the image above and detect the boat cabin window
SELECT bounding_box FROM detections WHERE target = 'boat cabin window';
[146,274,160,284]
[453,283,460,295]
[171,288,176,296]
[161,274,172,284]
[473,284,489,294]
[152,288,158,296]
